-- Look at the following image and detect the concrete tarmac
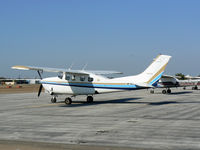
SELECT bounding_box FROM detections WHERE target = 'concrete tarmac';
[0,88,200,150]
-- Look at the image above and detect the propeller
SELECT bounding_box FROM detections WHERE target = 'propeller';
[38,84,43,97]
[37,70,43,97]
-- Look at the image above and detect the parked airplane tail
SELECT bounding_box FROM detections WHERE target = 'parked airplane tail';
[138,55,171,86]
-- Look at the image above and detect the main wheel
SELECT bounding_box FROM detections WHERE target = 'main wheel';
[51,97,57,103]
[87,96,93,103]
[167,89,171,94]
[65,97,72,105]
[150,89,154,94]
[162,90,167,94]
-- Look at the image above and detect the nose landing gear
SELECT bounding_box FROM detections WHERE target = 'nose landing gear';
[51,96,57,103]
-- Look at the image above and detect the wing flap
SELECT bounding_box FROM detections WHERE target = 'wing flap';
[85,70,123,75]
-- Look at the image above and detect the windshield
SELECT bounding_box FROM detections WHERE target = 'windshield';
[58,73,63,79]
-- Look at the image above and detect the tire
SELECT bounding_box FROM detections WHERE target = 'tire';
[65,98,72,105]
[167,89,171,94]
[87,96,93,103]
[162,90,167,94]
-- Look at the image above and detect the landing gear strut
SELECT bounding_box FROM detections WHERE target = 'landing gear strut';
[192,86,198,90]
[87,96,94,103]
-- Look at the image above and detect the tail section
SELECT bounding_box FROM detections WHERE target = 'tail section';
[139,55,171,86]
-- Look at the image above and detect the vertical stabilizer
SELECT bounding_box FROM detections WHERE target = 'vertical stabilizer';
[139,55,171,86]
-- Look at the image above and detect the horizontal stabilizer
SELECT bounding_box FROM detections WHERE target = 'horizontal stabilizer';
[136,83,153,88]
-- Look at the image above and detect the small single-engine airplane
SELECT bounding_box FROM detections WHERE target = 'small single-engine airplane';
[12,54,171,105]
[150,74,200,94]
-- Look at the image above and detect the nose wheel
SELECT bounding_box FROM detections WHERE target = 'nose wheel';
[51,96,57,103]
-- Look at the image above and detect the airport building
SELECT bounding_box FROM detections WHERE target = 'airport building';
[0,79,40,85]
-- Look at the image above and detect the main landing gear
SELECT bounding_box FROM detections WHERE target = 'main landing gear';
[162,88,171,94]
[192,86,198,90]
[65,97,72,105]
[50,95,94,105]
[87,96,94,103]
[150,88,172,94]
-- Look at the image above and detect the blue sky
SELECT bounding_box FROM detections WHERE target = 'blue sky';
[0,0,200,78]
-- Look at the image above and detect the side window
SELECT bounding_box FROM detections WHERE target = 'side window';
[58,73,63,79]
[58,74,63,79]
[72,75,76,81]
[65,74,70,80]
[88,77,94,82]
[80,76,85,81]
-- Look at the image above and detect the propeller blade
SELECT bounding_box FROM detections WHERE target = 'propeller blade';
[38,84,43,97]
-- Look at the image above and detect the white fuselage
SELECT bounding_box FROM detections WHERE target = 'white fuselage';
[41,73,142,96]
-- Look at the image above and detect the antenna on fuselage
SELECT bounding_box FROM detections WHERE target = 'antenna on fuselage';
[68,62,74,70]
[82,63,88,70]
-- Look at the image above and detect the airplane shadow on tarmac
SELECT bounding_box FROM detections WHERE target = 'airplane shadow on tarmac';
[154,91,194,95]
[168,91,193,95]
[58,92,200,107]
[59,97,142,108]
[147,100,200,106]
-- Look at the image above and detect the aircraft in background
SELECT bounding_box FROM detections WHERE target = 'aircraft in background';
[12,54,171,105]
[150,75,200,94]
[177,75,200,80]
[179,75,200,90]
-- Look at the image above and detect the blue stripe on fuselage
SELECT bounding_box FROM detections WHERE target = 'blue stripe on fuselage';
[149,71,164,86]
[41,81,143,90]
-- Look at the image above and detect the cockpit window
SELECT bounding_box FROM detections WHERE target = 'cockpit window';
[58,73,63,79]
[65,74,70,80]
[72,75,76,81]
[88,77,93,82]
[80,76,85,81]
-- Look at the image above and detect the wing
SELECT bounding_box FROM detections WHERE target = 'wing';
[12,65,122,75]
[84,70,123,75]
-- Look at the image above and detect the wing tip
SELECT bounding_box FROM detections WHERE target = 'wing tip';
[11,65,30,70]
